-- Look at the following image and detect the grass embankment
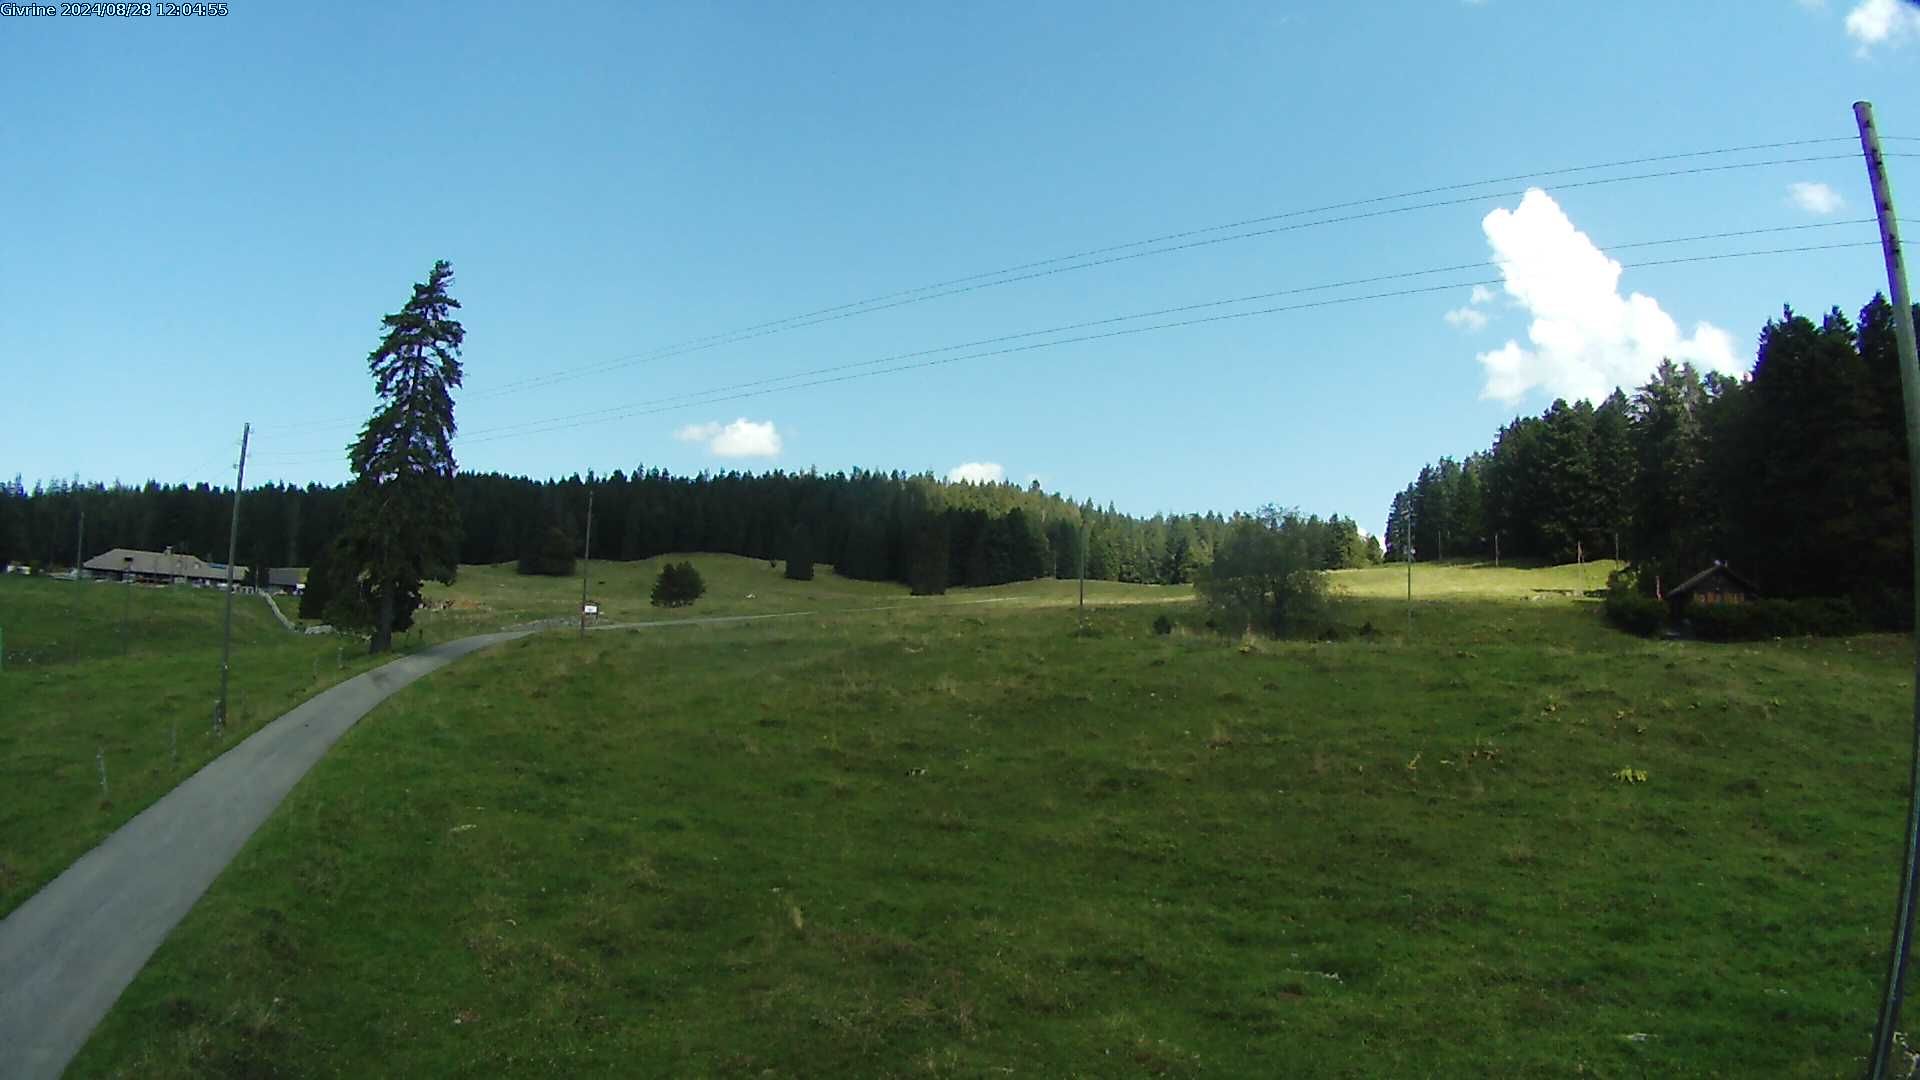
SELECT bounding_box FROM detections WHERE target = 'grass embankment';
[71,561,1915,1076]
[0,576,397,917]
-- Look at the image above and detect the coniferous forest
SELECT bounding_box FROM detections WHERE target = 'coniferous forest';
[0,468,1381,594]
[1389,294,1917,624]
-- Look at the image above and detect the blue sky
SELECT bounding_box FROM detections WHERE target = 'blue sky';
[5,1,1920,535]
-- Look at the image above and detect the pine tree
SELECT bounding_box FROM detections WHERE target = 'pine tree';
[337,260,466,653]
[784,524,814,581]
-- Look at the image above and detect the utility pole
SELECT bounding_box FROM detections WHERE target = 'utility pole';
[1494,530,1500,569]
[1577,540,1585,596]
[121,554,132,655]
[579,489,594,640]
[1077,522,1088,633]
[1856,100,1920,1080]
[74,509,83,577]
[1403,513,1413,640]
[214,423,249,736]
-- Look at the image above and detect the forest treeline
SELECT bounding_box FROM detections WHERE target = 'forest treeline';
[0,467,1382,592]
[1389,293,1915,621]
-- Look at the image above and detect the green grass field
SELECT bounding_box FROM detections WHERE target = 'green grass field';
[404,555,1184,641]
[60,559,1920,1076]
[0,575,401,917]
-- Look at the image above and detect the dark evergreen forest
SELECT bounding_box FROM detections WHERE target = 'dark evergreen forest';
[0,468,1380,592]
[1388,294,1916,621]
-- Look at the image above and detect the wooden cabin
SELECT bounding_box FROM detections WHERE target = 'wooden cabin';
[1666,561,1759,617]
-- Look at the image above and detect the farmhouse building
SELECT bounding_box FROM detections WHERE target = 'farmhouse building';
[265,568,304,595]
[1665,561,1759,615]
[81,548,250,587]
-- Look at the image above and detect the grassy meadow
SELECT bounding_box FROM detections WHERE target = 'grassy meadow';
[65,560,1920,1077]
[0,575,402,917]
[401,554,1180,640]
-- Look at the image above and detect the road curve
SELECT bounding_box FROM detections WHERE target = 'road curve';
[0,630,530,1080]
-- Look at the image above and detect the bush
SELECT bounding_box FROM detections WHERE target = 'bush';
[1151,614,1173,636]
[650,561,706,608]
[1687,597,1862,641]
[1195,508,1329,637]
[1604,591,1665,637]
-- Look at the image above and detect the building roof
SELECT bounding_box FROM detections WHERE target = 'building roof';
[82,548,248,583]
[1668,561,1759,599]
[267,568,305,587]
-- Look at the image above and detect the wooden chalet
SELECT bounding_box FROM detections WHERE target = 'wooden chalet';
[1665,561,1759,616]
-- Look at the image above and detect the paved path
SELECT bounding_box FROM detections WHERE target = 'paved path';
[0,630,530,1080]
[259,591,296,631]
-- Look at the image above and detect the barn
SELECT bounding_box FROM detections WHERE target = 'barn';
[1665,561,1760,617]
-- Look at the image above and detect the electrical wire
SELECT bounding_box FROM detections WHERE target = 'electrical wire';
[463,152,1875,402]
[258,138,1886,433]
[450,239,1882,447]
[248,225,1888,464]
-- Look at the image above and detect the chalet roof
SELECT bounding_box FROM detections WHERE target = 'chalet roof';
[1668,561,1760,599]
[81,548,247,582]
[267,568,304,587]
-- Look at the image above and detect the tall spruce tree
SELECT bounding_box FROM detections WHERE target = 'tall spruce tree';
[784,523,814,581]
[339,260,466,654]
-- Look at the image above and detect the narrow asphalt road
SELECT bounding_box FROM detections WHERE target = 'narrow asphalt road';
[0,630,530,1080]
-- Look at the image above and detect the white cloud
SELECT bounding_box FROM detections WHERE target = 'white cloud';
[1469,284,1496,305]
[1845,0,1920,49]
[1471,189,1740,405]
[1788,181,1845,214]
[947,461,1005,484]
[673,417,782,458]
[1444,306,1489,331]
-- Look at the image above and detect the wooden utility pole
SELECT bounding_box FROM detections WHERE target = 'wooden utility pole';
[214,423,249,736]
[1403,513,1413,640]
[1494,530,1500,569]
[1077,522,1088,632]
[579,489,594,640]
[74,510,83,576]
[1855,100,1920,1080]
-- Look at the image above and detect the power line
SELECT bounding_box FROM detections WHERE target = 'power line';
[247,222,1886,463]
[433,237,1884,449]
[467,138,1869,394]
[260,215,1897,462]
[258,138,1890,434]
[463,152,1876,402]
[461,222,1886,444]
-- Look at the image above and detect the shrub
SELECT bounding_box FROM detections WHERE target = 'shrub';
[1194,508,1329,637]
[650,561,706,608]
[1687,597,1861,641]
[1604,591,1665,637]
[1151,614,1173,636]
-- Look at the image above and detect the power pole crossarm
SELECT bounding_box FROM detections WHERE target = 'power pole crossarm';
[1855,100,1920,1080]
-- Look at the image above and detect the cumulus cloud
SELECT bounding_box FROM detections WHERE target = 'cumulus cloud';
[1471,189,1740,405]
[1845,0,1920,49]
[947,462,1005,484]
[673,417,782,458]
[1443,282,1498,332]
[1788,181,1845,214]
